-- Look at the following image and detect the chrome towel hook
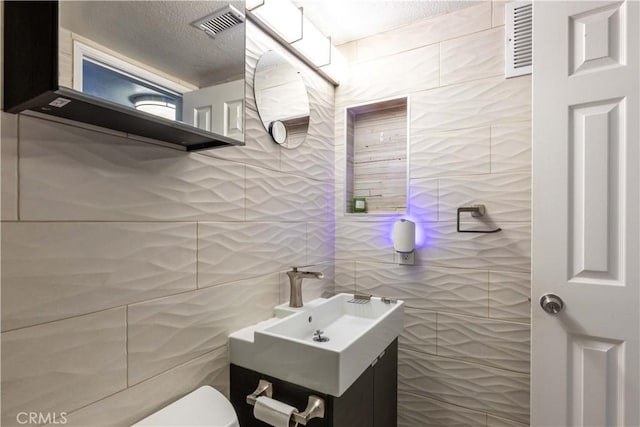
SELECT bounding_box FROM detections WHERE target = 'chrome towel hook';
[456,204,502,233]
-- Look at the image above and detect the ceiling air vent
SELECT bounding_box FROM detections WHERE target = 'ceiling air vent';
[191,5,245,38]
[505,1,532,78]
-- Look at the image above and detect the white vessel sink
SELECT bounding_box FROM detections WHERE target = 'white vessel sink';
[229,293,404,397]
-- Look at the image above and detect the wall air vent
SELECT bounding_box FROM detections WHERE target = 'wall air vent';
[505,0,533,78]
[191,4,245,38]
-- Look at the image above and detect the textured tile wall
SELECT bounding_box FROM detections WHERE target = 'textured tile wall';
[0,22,335,426]
[334,1,531,425]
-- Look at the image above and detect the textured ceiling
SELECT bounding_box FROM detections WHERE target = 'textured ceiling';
[61,1,479,88]
[60,1,245,88]
[293,0,478,45]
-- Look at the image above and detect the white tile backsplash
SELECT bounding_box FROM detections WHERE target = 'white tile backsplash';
[399,348,530,424]
[2,21,335,426]
[354,2,492,63]
[127,274,278,385]
[334,221,395,263]
[336,43,440,107]
[19,115,246,221]
[410,127,492,180]
[492,0,508,27]
[399,309,438,355]
[491,122,532,174]
[440,27,505,86]
[356,262,489,317]
[2,222,197,331]
[245,166,333,222]
[414,222,531,272]
[411,76,531,132]
[438,173,531,222]
[197,222,306,288]
[398,390,488,427]
[334,3,531,424]
[437,313,530,373]
[59,347,229,427]
[1,308,127,427]
[489,270,532,323]
[407,178,439,221]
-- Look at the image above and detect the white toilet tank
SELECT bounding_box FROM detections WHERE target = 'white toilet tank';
[132,386,239,427]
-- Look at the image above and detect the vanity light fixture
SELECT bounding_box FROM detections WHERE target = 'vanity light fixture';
[292,16,332,67]
[246,0,342,84]
[131,95,177,121]
[247,0,303,43]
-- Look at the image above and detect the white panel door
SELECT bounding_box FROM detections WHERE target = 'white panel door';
[532,1,639,426]
[182,79,244,141]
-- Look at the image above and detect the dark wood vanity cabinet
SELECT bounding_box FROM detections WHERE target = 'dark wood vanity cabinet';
[230,339,398,427]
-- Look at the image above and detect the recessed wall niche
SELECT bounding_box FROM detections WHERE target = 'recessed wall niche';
[345,97,408,214]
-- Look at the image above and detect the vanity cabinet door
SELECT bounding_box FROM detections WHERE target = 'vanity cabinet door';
[230,339,398,427]
[331,364,374,427]
[230,365,328,427]
[373,339,398,427]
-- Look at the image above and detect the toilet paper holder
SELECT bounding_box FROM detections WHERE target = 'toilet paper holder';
[246,379,325,425]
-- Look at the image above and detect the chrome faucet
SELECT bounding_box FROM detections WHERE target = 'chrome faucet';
[287,267,324,308]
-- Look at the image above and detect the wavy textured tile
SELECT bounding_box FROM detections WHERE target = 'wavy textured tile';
[398,391,487,427]
[400,309,437,355]
[411,76,531,132]
[441,27,505,86]
[128,274,278,385]
[334,261,356,295]
[1,308,126,427]
[410,127,491,179]
[336,44,439,108]
[19,116,245,221]
[439,173,531,222]
[60,347,228,427]
[354,2,492,63]
[246,167,333,221]
[489,271,531,323]
[438,313,530,373]
[2,222,196,331]
[355,262,489,317]
[408,178,439,221]
[307,222,335,265]
[333,114,352,216]
[1,112,18,220]
[491,123,532,174]
[488,414,530,427]
[399,348,530,424]
[198,222,306,288]
[334,221,395,263]
[493,0,507,27]
[487,414,530,427]
[415,222,531,272]
[281,130,334,182]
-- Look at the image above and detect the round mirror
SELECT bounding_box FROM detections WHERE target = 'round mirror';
[254,50,310,149]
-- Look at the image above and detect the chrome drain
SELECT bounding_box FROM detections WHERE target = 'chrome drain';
[313,330,329,342]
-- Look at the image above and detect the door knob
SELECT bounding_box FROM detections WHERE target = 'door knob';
[540,294,564,315]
